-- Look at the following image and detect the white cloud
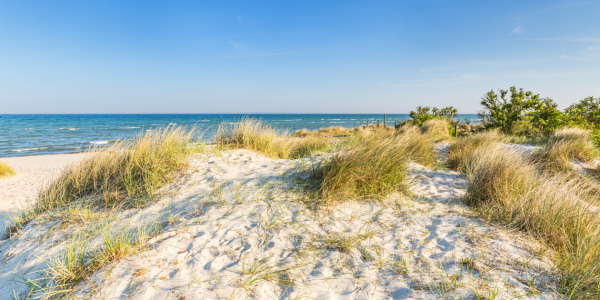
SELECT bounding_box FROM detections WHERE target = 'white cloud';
[510,25,524,35]
[527,37,600,42]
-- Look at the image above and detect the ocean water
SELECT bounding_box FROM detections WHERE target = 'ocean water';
[0,114,479,157]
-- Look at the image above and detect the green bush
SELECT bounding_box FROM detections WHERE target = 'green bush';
[479,86,563,136]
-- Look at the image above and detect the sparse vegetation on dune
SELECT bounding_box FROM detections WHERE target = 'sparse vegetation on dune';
[309,128,437,207]
[447,131,504,172]
[45,224,159,297]
[37,127,195,213]
[216,118,333,159]
[421,118,451,140]
[463,143,600,298]
[535,127,599,172]
[0,161,15,178]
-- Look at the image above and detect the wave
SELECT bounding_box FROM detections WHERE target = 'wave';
[11,147,48,152]
[327,119,342,120]
[59,128,79,131]
[168,123,177,125]
[329,122,346,124]
[123,126,141,129]
[89,141,109,145]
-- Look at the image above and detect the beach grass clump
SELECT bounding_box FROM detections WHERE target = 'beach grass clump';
[288,136,332,159]
[0,161,15,178]
[463,143,600,298]
[216,117,289,158]
[37,127,194,213]
[536,127,599,172]
[310,129,436,206]
[216,118,333,159]
[421,118,451,140]
[447,131,503,172]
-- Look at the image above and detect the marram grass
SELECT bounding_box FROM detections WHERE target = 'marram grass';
[37,127,195,213]
[536,127,599,172]
[447,130,504,172]
[463,142,600,298]
[0,161,15,178]
[216,117,332,159]
[310,129,437,207]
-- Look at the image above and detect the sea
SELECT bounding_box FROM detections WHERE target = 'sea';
[0,114,479,157]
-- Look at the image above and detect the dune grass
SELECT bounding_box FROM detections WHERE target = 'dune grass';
[447,131,504,172]
[421,118,451,140]
[36,127,195,213]
[0,161,15,178]
[309,129,436,207]
[463,143,600,298]
[216,118,332,159]
[44,224,159,297]
[536,128,599,172]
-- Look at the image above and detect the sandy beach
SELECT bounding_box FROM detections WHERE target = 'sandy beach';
[0,148,561,299]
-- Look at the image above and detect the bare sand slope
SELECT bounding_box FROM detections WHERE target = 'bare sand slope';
[0,149,560,299]
[0,153,87,235]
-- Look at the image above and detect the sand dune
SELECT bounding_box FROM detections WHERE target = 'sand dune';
[0,149,559,299]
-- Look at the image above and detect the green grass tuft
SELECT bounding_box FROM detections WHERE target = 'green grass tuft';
[310,129,436,207]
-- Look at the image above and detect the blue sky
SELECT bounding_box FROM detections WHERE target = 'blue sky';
[0,0,599,114]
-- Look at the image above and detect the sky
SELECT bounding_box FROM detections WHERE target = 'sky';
[0,0,599,114]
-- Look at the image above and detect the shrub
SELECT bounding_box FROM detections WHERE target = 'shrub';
[479,87,563,135]
[463,143,600,298]
[0,161,15,178]
[447,131,503,172]
[37,127,194,212]
[408,106,458,126]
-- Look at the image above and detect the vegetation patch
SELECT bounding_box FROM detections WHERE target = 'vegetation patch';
[309,129,436,207]
[44,224,159,297]
[447,131,504,172]
[37,127,195,213]
[535,127,599,172]
[0,161,15,178]
[463,143,600,298]
[216,117,333,159]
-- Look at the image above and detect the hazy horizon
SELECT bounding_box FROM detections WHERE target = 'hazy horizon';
[1,0,599,114]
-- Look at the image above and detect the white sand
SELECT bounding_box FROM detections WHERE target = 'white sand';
[0,153,88,236]
[0,149,561,299]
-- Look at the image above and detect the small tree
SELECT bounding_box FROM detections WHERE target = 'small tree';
[478,87,541,134]
[564,96,600,127]
[408,106,458,126]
